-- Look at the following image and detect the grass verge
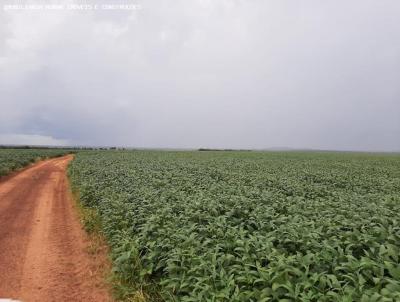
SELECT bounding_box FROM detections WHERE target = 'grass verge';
[70,188,155,302]
[70,190,114,292]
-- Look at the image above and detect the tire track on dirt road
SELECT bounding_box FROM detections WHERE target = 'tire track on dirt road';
[0,155,111,302]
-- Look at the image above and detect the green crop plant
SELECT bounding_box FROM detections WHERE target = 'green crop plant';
[68,150,400,301]
[0,148,68,177]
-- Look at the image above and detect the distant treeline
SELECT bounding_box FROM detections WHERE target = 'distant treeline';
[0,146,255,152]
[198,148,252,152]
[0,145,68,149]
[0,145,123,151]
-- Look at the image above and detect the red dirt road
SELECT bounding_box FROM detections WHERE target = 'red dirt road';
[0,156,111,302]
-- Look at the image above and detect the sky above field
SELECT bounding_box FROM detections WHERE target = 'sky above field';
[0,0,399,151]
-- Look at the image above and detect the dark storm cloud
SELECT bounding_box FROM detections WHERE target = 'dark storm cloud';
[0,0,399,150]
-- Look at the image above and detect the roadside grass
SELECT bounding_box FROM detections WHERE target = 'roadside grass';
[70,190,114,289]
[69,186,158,302]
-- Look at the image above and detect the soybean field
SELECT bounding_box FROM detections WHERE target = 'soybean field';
[68,151,400,301]
[0,149,68,177]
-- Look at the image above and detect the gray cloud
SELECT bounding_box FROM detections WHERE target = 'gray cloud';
[1,0,399,150]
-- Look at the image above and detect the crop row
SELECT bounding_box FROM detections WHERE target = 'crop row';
[0,148,68,177]
[68,151,400,301]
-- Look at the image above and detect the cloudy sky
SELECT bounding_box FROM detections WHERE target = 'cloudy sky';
[0,0,399,151]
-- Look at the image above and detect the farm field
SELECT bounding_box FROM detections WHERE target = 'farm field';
[68,151,400,301]
[0,148,68,177]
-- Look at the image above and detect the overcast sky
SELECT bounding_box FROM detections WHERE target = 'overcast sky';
[0,0,399,151]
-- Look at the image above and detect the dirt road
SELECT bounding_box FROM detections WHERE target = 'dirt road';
[0,156,111,302]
